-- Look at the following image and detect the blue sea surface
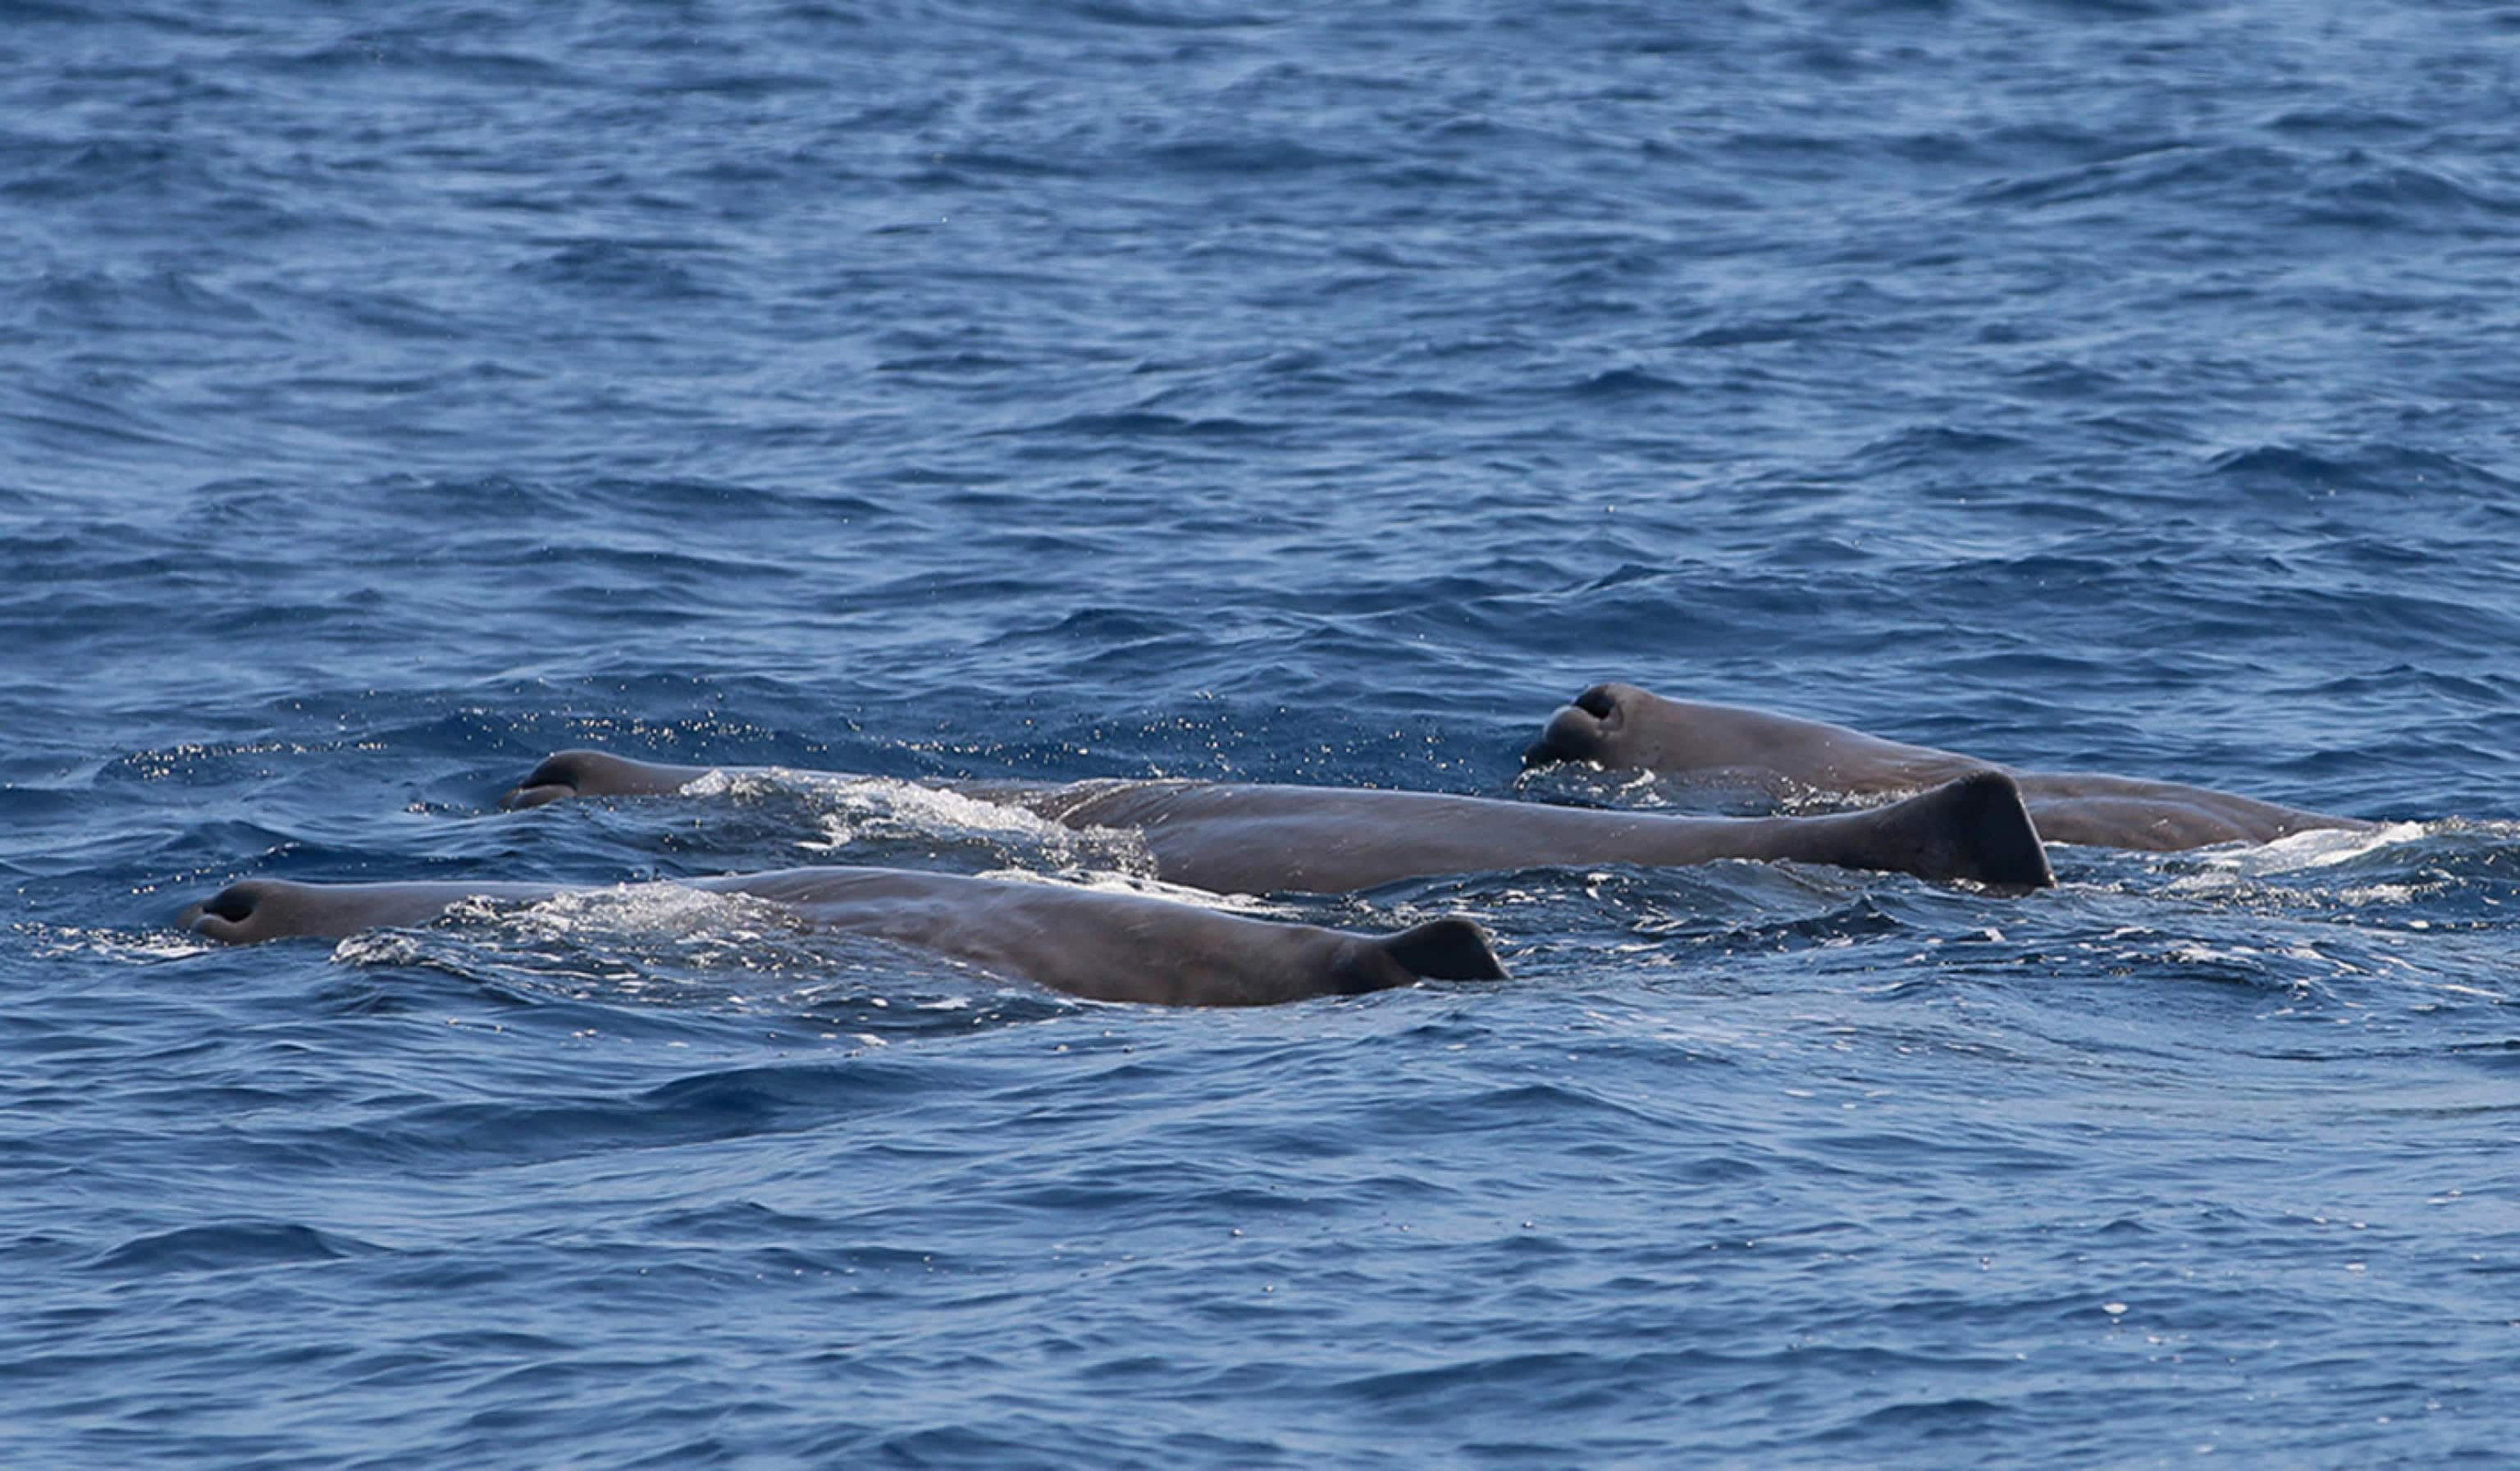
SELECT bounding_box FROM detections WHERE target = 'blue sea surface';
[7,0,2520,1464]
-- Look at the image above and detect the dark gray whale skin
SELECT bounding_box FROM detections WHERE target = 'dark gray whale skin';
[501,749,2055,893]
[1523,683,2372,852]
[179,867,1507,1008]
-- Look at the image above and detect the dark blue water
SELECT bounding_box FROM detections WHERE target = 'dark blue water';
[8,1,2520,1464]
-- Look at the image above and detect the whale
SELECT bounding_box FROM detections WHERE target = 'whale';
[1525,683,2372,851]
[179,867,1508,1007]
[500,749,2056,893]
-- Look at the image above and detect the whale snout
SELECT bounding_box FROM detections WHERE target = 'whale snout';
[184,882,267,943]
[1523,685,1626,768]
[500,752,588,811]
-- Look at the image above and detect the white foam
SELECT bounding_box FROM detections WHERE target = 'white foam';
[969,866,1295,916]
[2335,884,2417,906]
[21,923,216,962]
[322,884,798,966]
[477,882,801,942]
[331,930,426,966]
[682,768,1151,869]
[2166,943,2259,966]
[2194,821,2429,878]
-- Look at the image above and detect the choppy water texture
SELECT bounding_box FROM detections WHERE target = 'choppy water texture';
[7,1,2520,1464]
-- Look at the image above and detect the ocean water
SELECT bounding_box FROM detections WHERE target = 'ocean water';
[7,0,2520,1464]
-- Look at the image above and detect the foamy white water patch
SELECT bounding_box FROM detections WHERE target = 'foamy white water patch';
[22,922,216,962]
[2160,823,2436,902]
[2197,821,2429,876]
[682,767,1151,870]
[484,883,802,942]
[971,865,1296,916]
[326,884,1002,1011]
[326,884,801,968]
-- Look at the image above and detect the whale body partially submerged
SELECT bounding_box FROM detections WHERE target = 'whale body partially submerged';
[501,748,2056,893]
[181,868,1507,1008]
[180,695,2109,1008]
[1525,683,2370,851]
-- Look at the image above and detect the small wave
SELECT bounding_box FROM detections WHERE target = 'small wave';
[1564,366,1687,397]
[269,35,581,85]
[1066,0,1275,28]
[2206,442,2517,498]
[89,1221,377,1276]
[1680,315,1831,349]
[1854,424,2029,470]
[2300,158,2520,231]
[307,1055,984,1172]
[1139,138,1360,175]
[1008,409,1288,441]
[511,239,729,299]
[2,138,194,201]
[1963,141,2301,212]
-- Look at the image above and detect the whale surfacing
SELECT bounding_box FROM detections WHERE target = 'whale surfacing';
[502,749,2054,893]
[180,870,1507,1008]
[1526,682,2371,851]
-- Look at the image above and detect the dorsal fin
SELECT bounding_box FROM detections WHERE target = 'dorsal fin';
[1378,916,1508,980]
[1925,770,2054,890]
